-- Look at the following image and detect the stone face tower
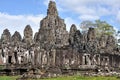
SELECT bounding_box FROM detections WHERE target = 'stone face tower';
[37,1,69,49]
[1,29,11,43]
[23,25,33,45]
[47,1,58,16]
[11,31,22,45]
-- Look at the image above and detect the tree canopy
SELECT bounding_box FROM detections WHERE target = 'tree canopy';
[80,20,116,38]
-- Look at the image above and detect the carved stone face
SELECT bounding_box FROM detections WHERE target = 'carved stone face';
[99,35,108,48]
[47,1,58,16]
[1,29,11,43]
[12,31,22,43]
[23,25,33,45]
[87,28,95,41]
[37,1,69,49]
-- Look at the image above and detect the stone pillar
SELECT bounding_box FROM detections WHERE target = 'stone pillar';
[40,49,44,66]
[111,56,114,67]
[5,47,9,64]
[107,57,109,66]
[42,50,47,67]
[39,52,42,65]
[103,58,106,66]
[97,54,100,65]
[86,55,91,65]
[46,51,50,66]
[52,49,56,66]
[83,54,91,65]
[82,55,85,65]
[92,54,100,65]
[37,52,41,65]
[31,51,34,65]
[103,57,109,66]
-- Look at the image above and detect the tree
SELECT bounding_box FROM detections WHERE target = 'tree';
[116,31,120,47]
[80,20,96,33]
[95,20,116,38]
[80,20,116,38]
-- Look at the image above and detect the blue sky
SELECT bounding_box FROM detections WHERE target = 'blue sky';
[0,0,120,36]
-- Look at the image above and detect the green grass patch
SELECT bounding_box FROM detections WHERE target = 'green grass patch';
[0,75,119,80]
[38,76,120,80]
[0,76,19,80]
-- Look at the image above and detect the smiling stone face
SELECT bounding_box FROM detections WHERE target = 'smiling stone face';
[23,25,33,45]
[36,1,69,49]
[47,1,58,16]
[1,29,11,43]
[12,31,22,43]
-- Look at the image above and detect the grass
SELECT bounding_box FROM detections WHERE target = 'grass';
[38,76,120,80]
[0,75,119,80]
[0,76,19,80]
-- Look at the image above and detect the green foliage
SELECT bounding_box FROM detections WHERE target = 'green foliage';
[95,20,115,38]
[0,76,119,80]
[80,20,96,32]
[80,20,116,38]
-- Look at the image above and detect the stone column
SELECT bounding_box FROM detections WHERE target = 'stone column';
[52,49,56,66]
[86,55,91,65]
[46,51,50,66]
[97,54,100,65]
[37,52,41,65]
[31,50,34,65]
[107,57,109,66]
[82,55,85,65]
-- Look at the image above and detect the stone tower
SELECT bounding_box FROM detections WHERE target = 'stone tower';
[23,25,33,45]
[11,31,22,45]
[1,29,11,43]
[37,1,69,49]
[47,1,58,16]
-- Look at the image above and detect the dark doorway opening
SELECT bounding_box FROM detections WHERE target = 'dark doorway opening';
[8,56,12,64]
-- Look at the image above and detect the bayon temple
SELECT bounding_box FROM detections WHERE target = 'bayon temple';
[0,1,120,78]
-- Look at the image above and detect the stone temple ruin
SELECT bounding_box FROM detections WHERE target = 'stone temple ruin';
[0,1,120,78]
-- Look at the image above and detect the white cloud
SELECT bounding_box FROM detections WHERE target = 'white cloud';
[79,15,99,21]
[117,11,120,22]
[44,0,56,6]
[0,12,79,38]
[43,0,120,30]
[65,17,79,32]
[1,0,120,38]
[43,0,65,12]
[43,0,50,6]
[0,12,45,37]
[56,0,120,21]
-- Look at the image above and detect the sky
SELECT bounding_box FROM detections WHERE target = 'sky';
[0,0,120,37]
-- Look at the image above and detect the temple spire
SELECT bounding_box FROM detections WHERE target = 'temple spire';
[47,1,58,16]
